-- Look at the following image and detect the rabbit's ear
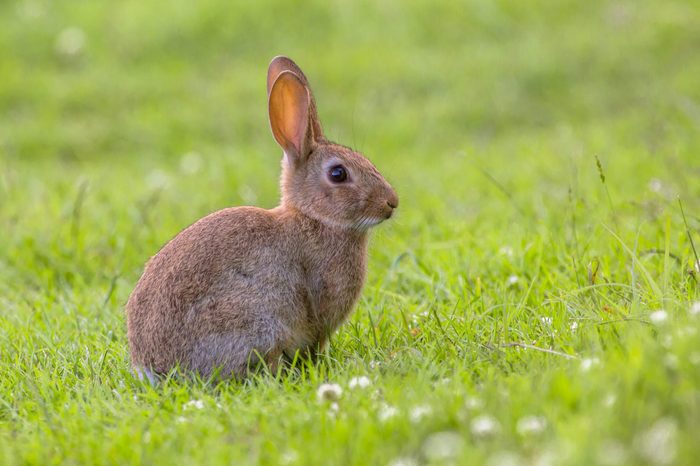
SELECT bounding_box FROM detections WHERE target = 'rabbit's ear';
[269,71,313,164]
[267,56,324,140]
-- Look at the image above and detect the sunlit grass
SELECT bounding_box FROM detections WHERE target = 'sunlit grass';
[1,0,699,464]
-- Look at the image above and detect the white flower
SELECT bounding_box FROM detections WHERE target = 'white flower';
[183,399,204,410]
[541,317,553,326]
[507,275,519,285]
[180,152,203,174]
[676,327,697,338]
[387,457,418,466]
[317,383,343,402]
[464,397,483,410]
[485,451,523,466]
[663,354,678,369]
[422,431,465,461]
[280,450,298,465]
[635,418,677,465]
[409,405,432,423]
[55,27,86,57]
[146,169,170,189]
[378,403,399,422]
[604,394,617,407]
[175,416,187,424]
[470,415,500,438]
[580,357,600,371]
[648,178,663,193]
[570,321,579,331]
[516,416,547,436]
[690,352,700,365]
[661,335,673,348]
[649,310,668,324]
[369,360,382,369]
[348,376,371,389]
[16,1,45,19]
[596,440,628,466]
[690,301,700,316]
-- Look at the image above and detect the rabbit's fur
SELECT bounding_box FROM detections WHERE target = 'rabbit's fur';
[126,57,398,380]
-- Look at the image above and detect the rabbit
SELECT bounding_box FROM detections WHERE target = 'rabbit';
[126,56,398,381]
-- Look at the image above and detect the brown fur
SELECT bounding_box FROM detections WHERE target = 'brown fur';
[126,56,398,380]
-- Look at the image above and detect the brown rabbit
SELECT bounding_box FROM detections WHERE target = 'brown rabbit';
[126,56,398,381]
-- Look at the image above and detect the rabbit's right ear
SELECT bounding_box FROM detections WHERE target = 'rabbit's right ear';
[267,56,324,140]
[268,71,313,165]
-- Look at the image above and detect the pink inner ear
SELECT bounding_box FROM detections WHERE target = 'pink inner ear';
[269,72,310,159]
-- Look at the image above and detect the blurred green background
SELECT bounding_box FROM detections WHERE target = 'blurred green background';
[1,0,699,464]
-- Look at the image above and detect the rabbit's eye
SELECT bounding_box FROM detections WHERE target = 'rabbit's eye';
[328,165,348,183]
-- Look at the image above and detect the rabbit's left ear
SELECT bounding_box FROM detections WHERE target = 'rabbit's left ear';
[267,56,324,140]
[268,71,313,165]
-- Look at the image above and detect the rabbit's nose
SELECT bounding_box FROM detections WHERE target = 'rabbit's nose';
[386,191,399,210]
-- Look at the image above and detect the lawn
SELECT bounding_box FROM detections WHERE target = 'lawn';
[1,0,700,464]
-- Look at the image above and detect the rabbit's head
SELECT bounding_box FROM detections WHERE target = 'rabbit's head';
[267,56,398,230]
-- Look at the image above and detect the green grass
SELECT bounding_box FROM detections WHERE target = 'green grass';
[2,0,700,464]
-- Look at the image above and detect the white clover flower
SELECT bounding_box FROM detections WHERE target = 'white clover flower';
[146,169,170,189]
[570,321,579,331]
[55,27,86,57]
[387,457,418,466]
[328,402,340,415]
[661,335,673,348]
[507,275,519,286]
[580,357,600,371]
[470,415,500,438]
[16,1,45,19]
[409,404,432,423]
[596,440,628,466]
[690,301,700,316]
[422,431,465,462]
[485,451,523,466]
[280,450,298,465]
[464,396,483,410]
[499,246,514,257]
[378,403,399,422]
[180,151,203,174]
[649,310,668,324]
[531,448,557,466]
[317,383,343,402]
[675,327,697,338]
[516,416,547,436]
[690,352,700,366]
[348,376,371,389]
[183,399,204,410]
[663,354,678,370]
[648,178,663,193]
[635,418,677,465]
